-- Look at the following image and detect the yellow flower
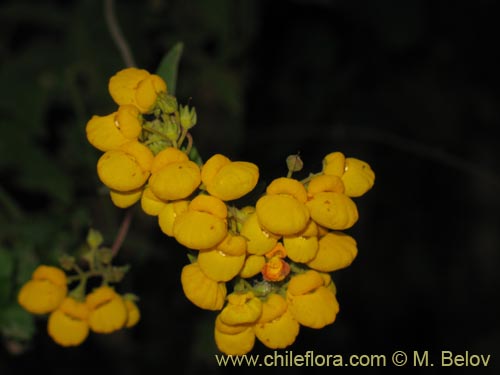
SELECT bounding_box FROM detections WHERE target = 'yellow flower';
[97,141,153,192]
[219,292,262,326]
[157,200,189,237]
[254,294,299,349]
[47,297,89,347]
[240,212,279,255]
[85,113,128,152]
[306,192,358,230]
[108,68,167,113]
[286,270,339,329]
[17,265,67,314]
[140,186,167,216]
[86,286,128,333]
[201,154,259,201]
[173,195,228,250]
[341,157,375,197]
[181,263,226,310]
[124,299,140,328]
[239,255,266,278]
[322,151,345,177]
[149,147,201,201]
[256,178,310,235]
[283,220,319,263]
[214,314,256,356]
[307,174,345,196]
[109,188,143,208]
[306,231,357,272]
[198,247,246,282]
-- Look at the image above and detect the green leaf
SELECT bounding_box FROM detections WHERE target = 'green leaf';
[156,42,184,96]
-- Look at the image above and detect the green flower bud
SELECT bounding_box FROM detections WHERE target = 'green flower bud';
[179,104,197,130]
[86,229,103,249]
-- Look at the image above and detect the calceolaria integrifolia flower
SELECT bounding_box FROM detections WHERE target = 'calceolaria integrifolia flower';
[19,66,375,354]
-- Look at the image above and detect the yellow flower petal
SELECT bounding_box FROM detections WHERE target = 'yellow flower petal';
[151,147,189,173]
[220,292,262,326]
[205,161,259,201]
[109,188,142,208]
[188,194,227,219]
[266,177,308,203]
[216,233,247,256]
[287,286,339,329]
[174,211,227,250]
[17,266,67,314]
[306,192,358,230]
[201,154,231,187]
[108,68,150,107]
[134,74,167,113]
[239,255,266,278]
[306,231,357,272]
[47,297,89,347]
[86,286,128,334]
[215,324,255,356]
[240,213,279,255]
[141,186,167,216]
[283,235,318,263]
[85,113,128,152]
[256,194,310,235]
[341,157,375,197]
[115,104,142,139]
[322,151,345,177]
[254,309,299,349]
[307,174,345,196]
[198,248,245,282]
[181,263,226,310]
[158,200,189,237]
[149,161,201,200]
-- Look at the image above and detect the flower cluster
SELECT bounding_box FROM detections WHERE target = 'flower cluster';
[17,235,139,347]
[82,68,375,355]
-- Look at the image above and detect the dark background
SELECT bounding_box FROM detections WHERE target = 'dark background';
[1,0,499,374]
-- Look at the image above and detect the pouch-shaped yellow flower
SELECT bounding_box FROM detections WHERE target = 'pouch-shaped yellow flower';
[149,160,201,200]
[86,286,128,333]
[17,265,67,314]
[108,68,167,113]
[239,254,266,278]
[322,151,345,177]
[254,294,299,349]
[197,248,245,282]
[214,314,256,356]
[140,186,167,216]
[115,104,142,139]
[256,194,310,235]
[97,141,153,192]
[341,157,375,197]
[181,263,226,310]
[307,231,357,272]
[201,154,259,201]
[173,196,227,250]
[158,200,189,237]
[47,297,89,347]
[306,192,358,230]
[85,113,128,152]
[219,292,262,326]
[240,212,279,255]
[109,188,143,208]
[287,270,339,329]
